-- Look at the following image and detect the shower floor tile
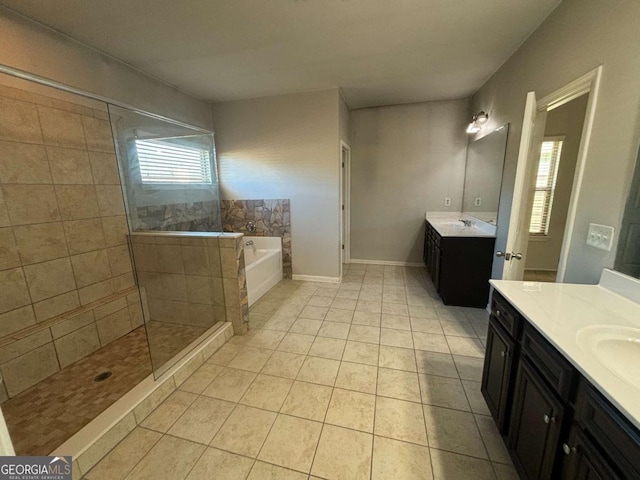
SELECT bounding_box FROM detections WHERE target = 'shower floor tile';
[2,327,152,456]
[84,265,518,480]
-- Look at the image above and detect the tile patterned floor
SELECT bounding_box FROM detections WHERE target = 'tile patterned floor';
[3,327,152,456]
[3,321,214,457]
[146,321,210,371]
[83,264,519,480]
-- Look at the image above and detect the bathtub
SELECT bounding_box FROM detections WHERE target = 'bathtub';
[244,236,283,306]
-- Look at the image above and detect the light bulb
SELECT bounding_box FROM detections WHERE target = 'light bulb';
[466,123,481,134]
[475,111,489,124]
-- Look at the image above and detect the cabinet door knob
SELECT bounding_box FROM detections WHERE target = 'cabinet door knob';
[562,443,577,455]
[500,350,508,358]
[543,414,556,424]
[495,310,501,317]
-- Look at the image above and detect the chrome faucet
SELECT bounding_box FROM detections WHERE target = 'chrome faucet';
[246,221,257,233]
[245,240,254,246]
[459,219,473,227]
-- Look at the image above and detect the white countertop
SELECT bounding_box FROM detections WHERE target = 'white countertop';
[425,212,496,238]
[491,270,640,430]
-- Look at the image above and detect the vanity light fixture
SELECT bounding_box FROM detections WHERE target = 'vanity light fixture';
[466,110,489,134]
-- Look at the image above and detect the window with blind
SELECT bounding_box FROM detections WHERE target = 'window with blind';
[529,138,564,235]
[135,139,213,185]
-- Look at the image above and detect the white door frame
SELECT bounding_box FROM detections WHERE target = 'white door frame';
[542,67,602,282]
[339,141,351,278]
[503,66,602,281]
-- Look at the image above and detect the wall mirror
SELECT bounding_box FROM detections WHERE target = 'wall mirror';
[615,145,640,278]
[462,124,509,224]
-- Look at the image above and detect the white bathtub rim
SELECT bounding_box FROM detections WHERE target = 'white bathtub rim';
[244,248,280,268]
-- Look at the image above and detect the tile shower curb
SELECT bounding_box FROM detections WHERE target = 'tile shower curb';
[49,322,234,478]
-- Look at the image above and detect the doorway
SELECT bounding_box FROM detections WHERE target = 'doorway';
[340,141,351,276]
[523,94,589,282]
[500,67,602,281]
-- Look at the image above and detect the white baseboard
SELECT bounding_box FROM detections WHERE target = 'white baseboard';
[350,259,425,268]
[292,274,341,284]
[524,268,558,272]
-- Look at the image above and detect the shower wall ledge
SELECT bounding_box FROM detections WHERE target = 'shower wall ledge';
[0,286,141,399]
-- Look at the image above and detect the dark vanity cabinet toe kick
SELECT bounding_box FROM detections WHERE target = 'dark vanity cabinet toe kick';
[482,291,640,480]
[423,220,495,308]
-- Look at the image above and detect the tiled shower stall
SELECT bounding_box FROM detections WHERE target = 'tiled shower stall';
[0,74,244,455]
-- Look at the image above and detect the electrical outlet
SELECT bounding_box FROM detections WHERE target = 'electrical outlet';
[586,223,615,251]
[444,197,451,207]
[474,197,482,206]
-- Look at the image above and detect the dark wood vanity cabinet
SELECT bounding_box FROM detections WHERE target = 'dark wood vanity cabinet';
[423,220,494,307]
[483,316,517,431]
[508,355,567,479]
[561,425,620,480]
[482,291,640,480]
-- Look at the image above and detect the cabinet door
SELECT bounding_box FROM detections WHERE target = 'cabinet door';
[430,241,437,283]
[423,229,428,265]
[560,426,620,480]
[508,356,565,480]
[481,317,516,432]
[433,245,441,291]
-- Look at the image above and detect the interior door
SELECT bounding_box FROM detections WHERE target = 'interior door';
[341,145,350,265]
[502,92,547,280]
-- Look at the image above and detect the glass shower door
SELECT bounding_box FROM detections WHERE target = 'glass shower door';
[108,105,224,376]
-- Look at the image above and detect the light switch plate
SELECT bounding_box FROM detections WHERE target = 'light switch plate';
[586,223,615,251]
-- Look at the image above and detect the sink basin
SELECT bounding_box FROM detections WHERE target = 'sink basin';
[576,325,640,386]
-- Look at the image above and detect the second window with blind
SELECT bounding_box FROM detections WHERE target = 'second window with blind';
[529,137,564,236]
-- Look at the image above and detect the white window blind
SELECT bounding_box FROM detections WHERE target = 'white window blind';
[529,139,563,235]
[135,139,212,184]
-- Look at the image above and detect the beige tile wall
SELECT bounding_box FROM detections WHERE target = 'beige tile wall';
[0,287,143,398]
[131,233,248,335]
[0,81,143,399]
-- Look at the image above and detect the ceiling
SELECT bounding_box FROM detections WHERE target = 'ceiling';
[1,0,560,108]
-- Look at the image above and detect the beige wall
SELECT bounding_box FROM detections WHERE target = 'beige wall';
[212,89,342,279]
[350,99,469,264]
[526,95,588,271]
[339,93,351,146]
[0,7,211,130]
[472,0,640,284]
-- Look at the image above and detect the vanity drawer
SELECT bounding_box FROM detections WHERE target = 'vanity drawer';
[491,292,521,338]
[574,380,640,479]
[521,323,576,401]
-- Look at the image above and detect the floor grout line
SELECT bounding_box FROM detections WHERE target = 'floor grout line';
[86,265,510,479]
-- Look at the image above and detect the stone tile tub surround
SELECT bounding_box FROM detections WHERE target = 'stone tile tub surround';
[221,199,292,279]
[130,232,249,336]
[135,199,222,233]
[0,81,144,400]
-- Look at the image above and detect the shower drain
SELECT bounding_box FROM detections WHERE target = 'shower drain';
[93,371,112,383]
